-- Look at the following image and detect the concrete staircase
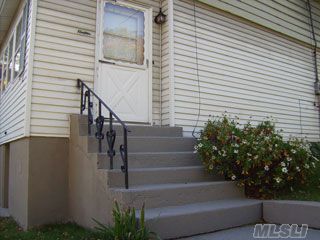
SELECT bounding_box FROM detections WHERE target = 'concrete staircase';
[77,115,262,239]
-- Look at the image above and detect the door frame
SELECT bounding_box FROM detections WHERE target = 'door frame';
[94,0,153,124]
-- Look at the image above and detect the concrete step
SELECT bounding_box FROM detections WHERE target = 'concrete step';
[111,181,244,209]
[263,200,320,229]
[138,199,262,239]
[107,166,223,187]
[88,136,196,153]
[97,151,200,169]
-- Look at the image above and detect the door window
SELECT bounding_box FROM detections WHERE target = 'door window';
[103,3,145,65]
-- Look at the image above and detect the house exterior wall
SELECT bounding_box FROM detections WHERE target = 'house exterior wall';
[0,0,33,145]
[172,0,320,140]
[199,0,320,47]
[29,0,162,138]
[3,0,318,140]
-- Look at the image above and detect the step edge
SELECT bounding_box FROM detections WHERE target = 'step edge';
[80,123,183,130]
[88,136,195,140]
[98,151,197,156]
[108,166,205,173]
[110,181,237,192]
[140,199,262,219]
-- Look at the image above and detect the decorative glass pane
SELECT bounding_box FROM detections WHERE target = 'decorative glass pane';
[4,47,8,69]
[16,19,22,48]
[0,57,2,92]
[20,36,26,68]
[14,48,21,79]
[3,70,7,90]
[8,60,12,83]
[8,37,13,60]
[7,36,14,83]
[103,3,145,65]
[22,4,28,34]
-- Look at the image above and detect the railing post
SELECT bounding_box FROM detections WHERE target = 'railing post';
[124,129,129,189]
[99,102,102,152]
[87,90,93,135]
[107,112,115,169]
[95,101,104,153]
[80,83,84,114]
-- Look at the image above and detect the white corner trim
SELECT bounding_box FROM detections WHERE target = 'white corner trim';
[168,0,175,127]
[147,6,153,125]
[93,0,101,94]
[24,0,38,137]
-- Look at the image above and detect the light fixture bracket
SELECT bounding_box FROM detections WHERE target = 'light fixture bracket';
[154,8,166,24]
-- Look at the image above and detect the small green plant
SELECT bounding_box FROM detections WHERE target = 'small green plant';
[196,115,320,199]
[93,201,160,240]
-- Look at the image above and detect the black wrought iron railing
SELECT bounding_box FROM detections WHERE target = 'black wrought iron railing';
[77,79,130,189]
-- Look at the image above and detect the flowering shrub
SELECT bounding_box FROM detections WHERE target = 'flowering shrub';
[196,116,319,199]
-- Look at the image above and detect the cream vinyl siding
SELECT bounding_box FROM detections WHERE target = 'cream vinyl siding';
[173,0,320,140]
[199,0,320,46]
[30,0,161,137]
[0,0,32,144]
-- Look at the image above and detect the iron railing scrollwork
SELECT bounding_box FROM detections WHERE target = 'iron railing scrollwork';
[77,79,130,189]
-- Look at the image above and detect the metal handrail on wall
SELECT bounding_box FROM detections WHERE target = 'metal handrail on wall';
[77,79,130,189]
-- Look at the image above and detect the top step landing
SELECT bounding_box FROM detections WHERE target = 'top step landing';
[77,114,183,137]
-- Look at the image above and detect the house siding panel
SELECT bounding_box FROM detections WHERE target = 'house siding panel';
[173,0,320,141]
[0,0,33,144]
[30,0,162,137]
[199,0,320,46]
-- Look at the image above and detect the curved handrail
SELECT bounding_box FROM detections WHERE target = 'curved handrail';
[77,79,129,189]
[77,79,129,131]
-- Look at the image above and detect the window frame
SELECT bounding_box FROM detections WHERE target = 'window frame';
[0,1,29,96]
[103,2,146,65]
[100,1,148,69]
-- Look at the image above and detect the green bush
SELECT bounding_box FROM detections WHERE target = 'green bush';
[309,142,320,186]
[196,116,320,199]
[93,201,159,240]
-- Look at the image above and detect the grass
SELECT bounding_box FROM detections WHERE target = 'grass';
[0,217,102,240]
[276,184,320,201]
[0,202,157,240]
[276,165,320,202]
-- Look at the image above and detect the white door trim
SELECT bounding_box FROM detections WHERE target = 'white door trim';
[94,0,153,124]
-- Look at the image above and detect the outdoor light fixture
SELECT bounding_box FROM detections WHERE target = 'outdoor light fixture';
[154,8,166,24]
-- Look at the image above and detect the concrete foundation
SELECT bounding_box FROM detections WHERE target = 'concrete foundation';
[0,137,69,229]
[0,144,9,209]
[68,114,113,228]
[8,139,29,228]
[28,137,68,227]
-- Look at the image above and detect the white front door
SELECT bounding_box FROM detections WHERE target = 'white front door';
[96,1,152,123]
